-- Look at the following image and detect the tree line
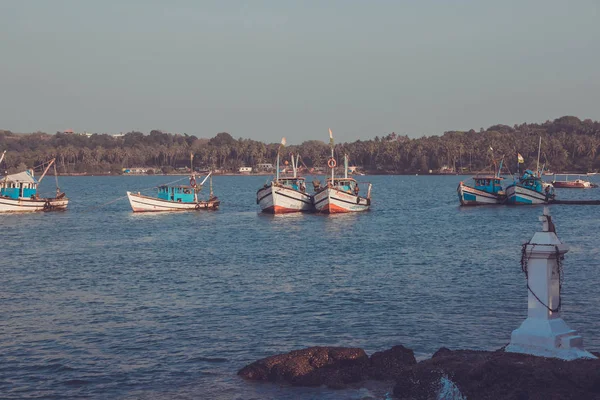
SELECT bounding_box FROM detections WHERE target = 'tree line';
[1,116,599,175]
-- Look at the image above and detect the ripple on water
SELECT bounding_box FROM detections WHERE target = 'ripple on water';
[1,175,600,399]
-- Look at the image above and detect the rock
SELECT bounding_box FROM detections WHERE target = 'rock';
[240,345,600,398]
[368,345,417,380]
[393,348,600,400]
[238,346,370,388]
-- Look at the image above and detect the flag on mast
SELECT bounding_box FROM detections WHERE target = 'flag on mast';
[517,153,524,164]
[328,128,334,146]
[281,137,286,146]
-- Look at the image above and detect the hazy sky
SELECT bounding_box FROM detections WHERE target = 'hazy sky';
[1,0,598,143]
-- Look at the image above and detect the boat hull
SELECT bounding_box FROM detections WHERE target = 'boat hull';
[126,191,220,212]
[552,181,595,188]
[506,185,552,205]
[457,182,502,206]
[256,184,313,213]
[313,187,370,213]
[0,196,68,213]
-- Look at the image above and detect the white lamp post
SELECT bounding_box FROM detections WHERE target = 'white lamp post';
[506,207,596,360]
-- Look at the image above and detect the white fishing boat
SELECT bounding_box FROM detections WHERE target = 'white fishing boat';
[0,152,68,213]
[257,138,313,213]
[312,129,372,213]
[126,154,219,212]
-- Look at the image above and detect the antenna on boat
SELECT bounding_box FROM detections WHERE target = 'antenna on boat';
[291,153,300,178]
[53,162,60,196]
[0,150,5,166]
[277,137,286,182]
[344,154,348,179]
[329,128,335,182]
[190,152,195,179]
[536,136,542,177]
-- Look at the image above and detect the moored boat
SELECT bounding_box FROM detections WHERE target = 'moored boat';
[313,176,371,213]
[256,138,313,214]
[312,129,372,213]
[0,152,68,213]
[551,174,598,188]
[126,154,219,212]
[506,138,556,205]
[506,169,555,205]
[457,176,505,206]
[457,158,505,206]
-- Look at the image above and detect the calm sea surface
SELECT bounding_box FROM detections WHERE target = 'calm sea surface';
[2,174,600,399]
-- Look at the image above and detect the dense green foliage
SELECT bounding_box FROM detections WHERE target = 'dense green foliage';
[1,116,599,174]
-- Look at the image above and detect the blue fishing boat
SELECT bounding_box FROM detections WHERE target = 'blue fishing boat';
[457,158,505,206]
[505,169,555,205]
[505,137,555,205]
[126,154,220,212]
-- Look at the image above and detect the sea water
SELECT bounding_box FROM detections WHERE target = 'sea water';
[1,175,599,399]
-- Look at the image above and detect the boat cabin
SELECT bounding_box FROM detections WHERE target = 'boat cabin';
[0,171,38,199]
[157,185,195,203]
[472,175,503,194]
[276,177,306,192]
[328,178,359,194]
[519,170,544,191]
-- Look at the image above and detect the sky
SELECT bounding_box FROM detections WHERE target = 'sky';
[0,0,599,143]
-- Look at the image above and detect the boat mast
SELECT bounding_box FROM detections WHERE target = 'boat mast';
[190,152,197,202]
[38,158,56,183]
[536,136,542,177]
[292,152,297,178]
[0,150,6,190]
[344,154,348,179]
[497,158,504,178]
[329,128,335,182]
[53,162,60,196]
[277,137,286,182]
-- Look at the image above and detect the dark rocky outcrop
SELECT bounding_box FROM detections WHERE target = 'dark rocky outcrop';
[393,348,600,400]
[368,345,417,380]
[238,345,416,389]
[240,345,600,399]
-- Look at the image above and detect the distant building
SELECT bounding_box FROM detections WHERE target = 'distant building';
[255,163,274,171]
[123,167,148,174]
[239,167,252,173]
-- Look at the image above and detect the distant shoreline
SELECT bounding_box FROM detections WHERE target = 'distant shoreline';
[55,172,475,177]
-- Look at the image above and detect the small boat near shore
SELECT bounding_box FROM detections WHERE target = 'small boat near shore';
[551,174,598,188]
[312,129,372,213]
[0,152,68,213]
[256,138,313,214]
[126,154,219,212]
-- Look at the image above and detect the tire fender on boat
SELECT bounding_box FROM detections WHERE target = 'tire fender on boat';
[190,177,197,187]
[327,158,336,168]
